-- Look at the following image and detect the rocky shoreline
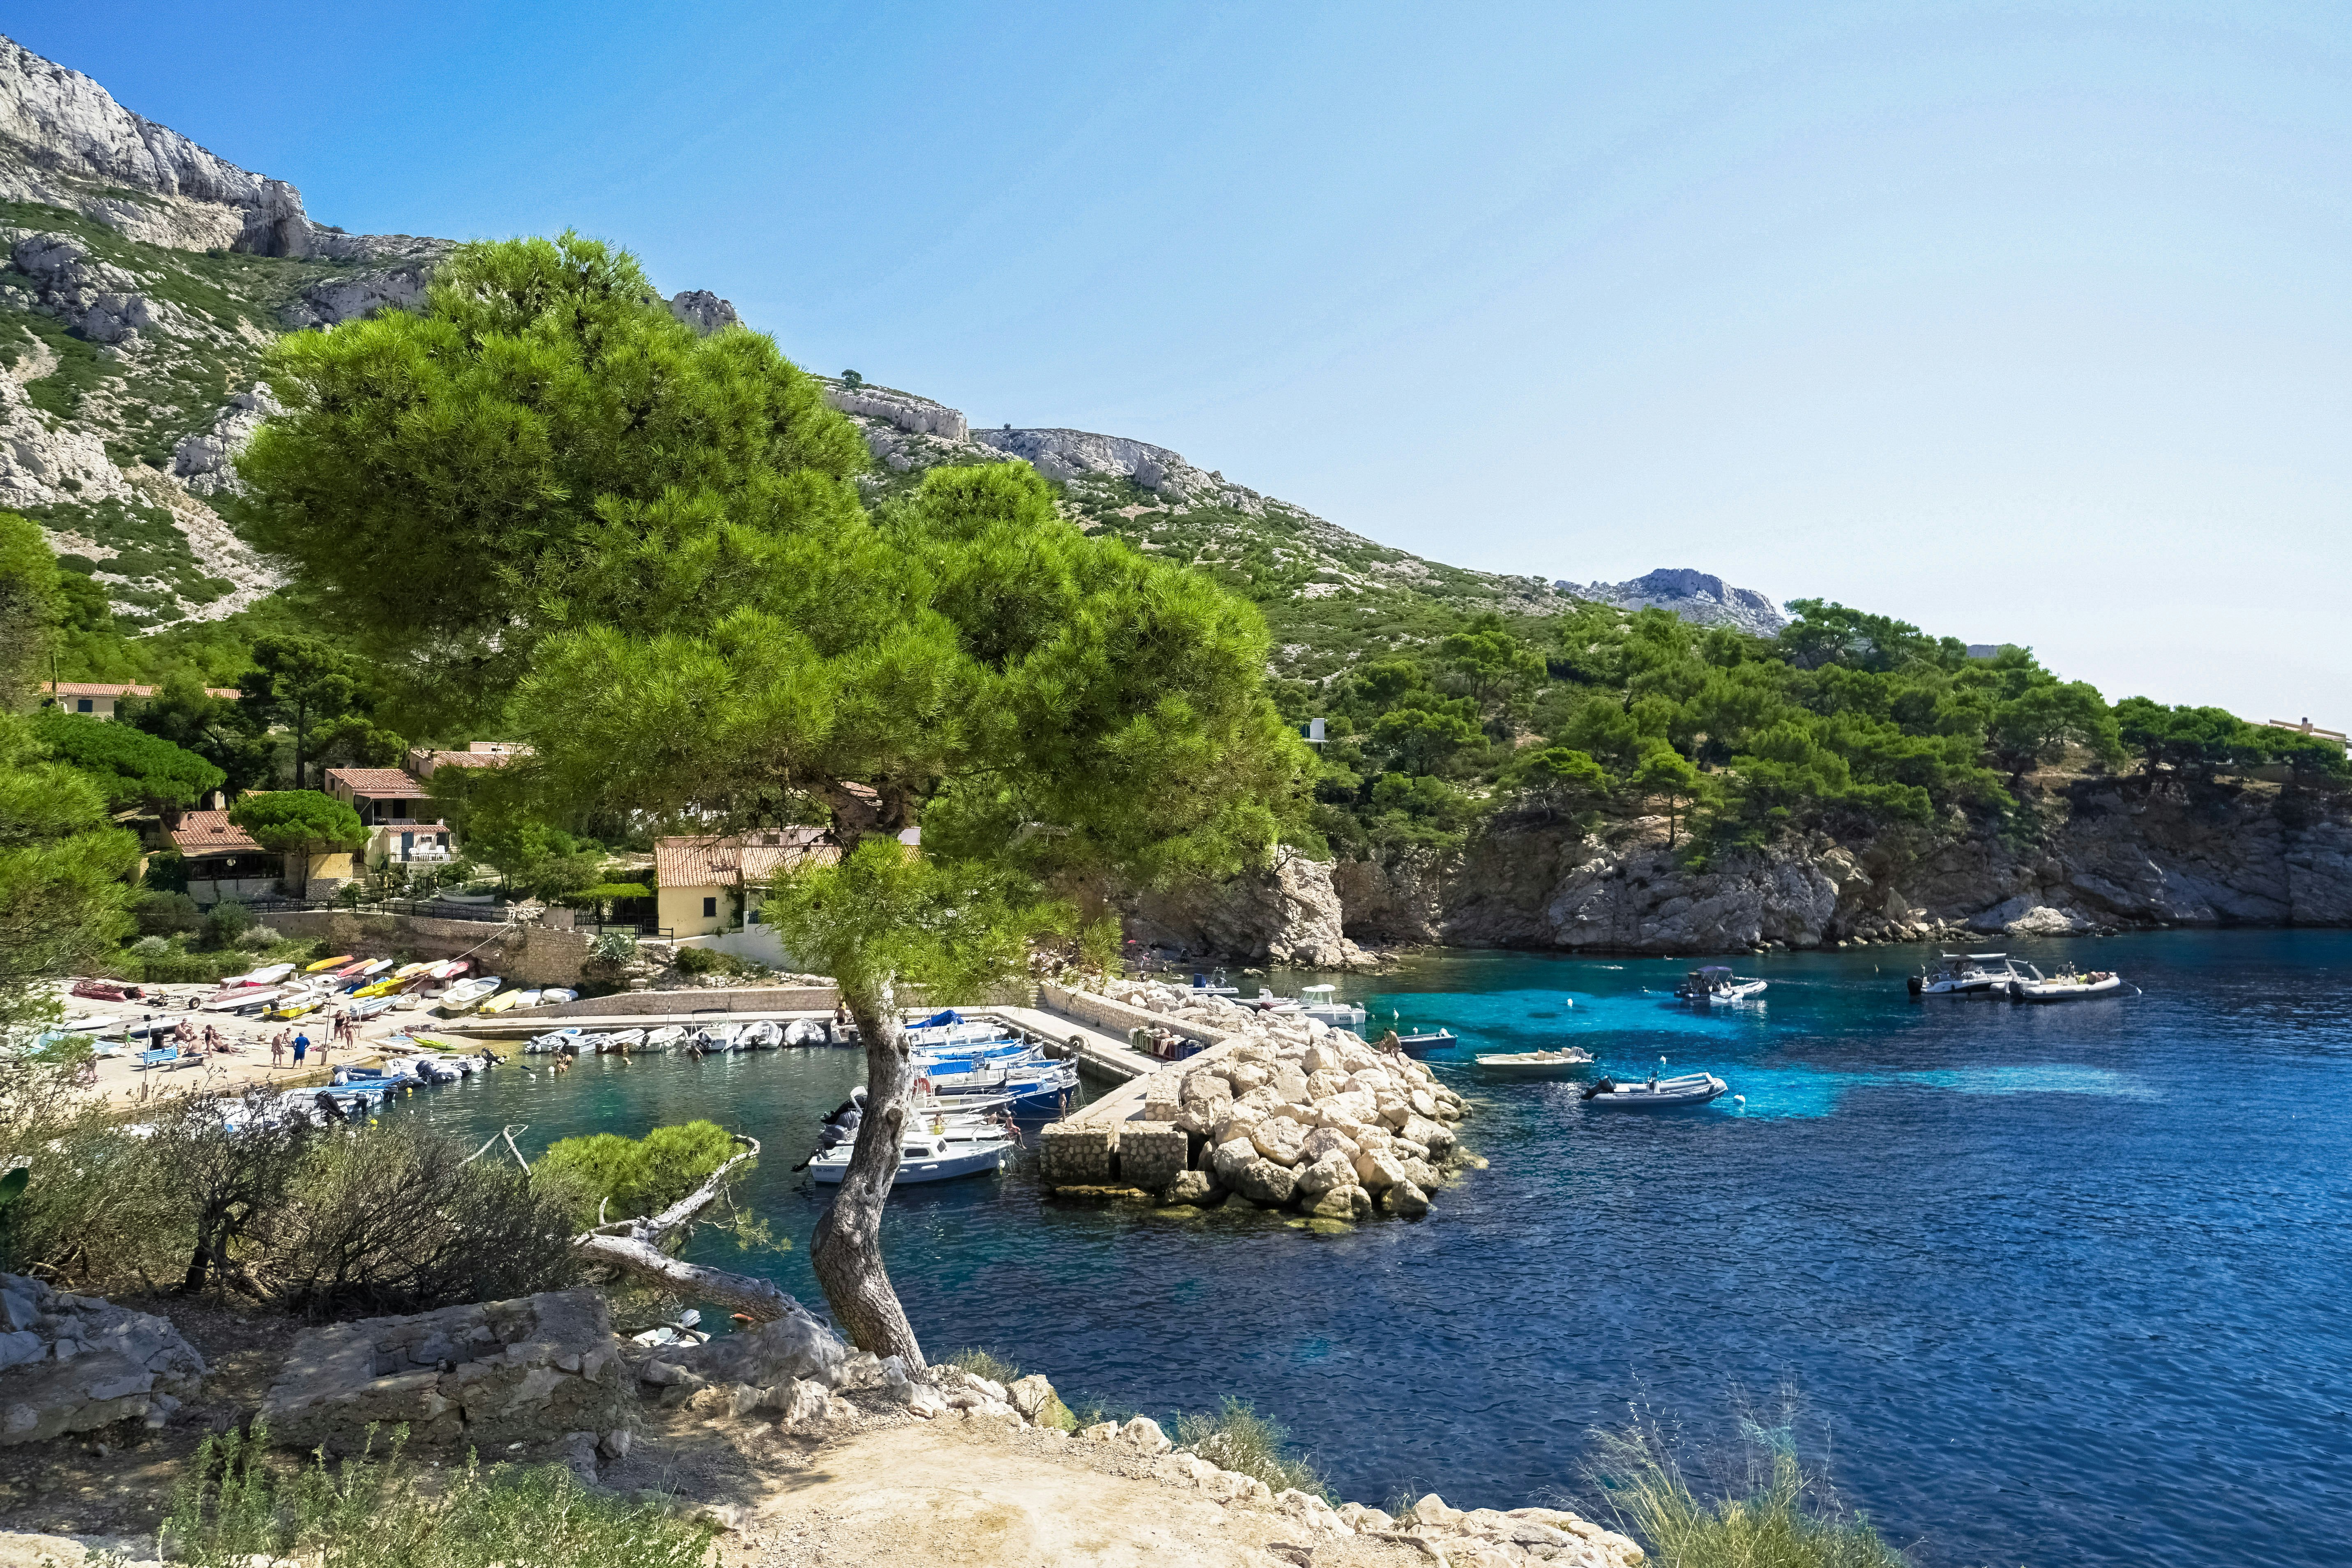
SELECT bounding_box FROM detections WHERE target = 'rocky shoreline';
[1041,978,1475,1221]
[1132,781,2352,963]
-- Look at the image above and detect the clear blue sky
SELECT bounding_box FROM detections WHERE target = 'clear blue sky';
[21,3,2352,721]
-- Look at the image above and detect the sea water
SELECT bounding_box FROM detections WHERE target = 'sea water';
[391,930,2352,1568]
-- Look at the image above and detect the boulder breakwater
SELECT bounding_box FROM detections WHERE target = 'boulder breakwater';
[1038,978,1474,1219]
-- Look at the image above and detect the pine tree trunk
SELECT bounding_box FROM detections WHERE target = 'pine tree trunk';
[808,971,926,1370]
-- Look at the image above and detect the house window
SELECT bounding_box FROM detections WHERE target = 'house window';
[702,896,718,919]
[747,903,763,925]
[76,699,92,713]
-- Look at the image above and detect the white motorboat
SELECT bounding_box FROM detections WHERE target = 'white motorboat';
[201,986,279,1013]
[643,1025,685,1051]
[523,1029,581,1054]
[783,1019,827,1046]
[1907,952,2024,997]
[1675,966,1767,1004]
[808,1131,1011,1186]
[693,1022,743,1052]
[1297,984,1366,1031]
[2007,964,2129,1003]
[1475,1047,1595,1080]
[594,1028,646,1054]
[739,1020,783,1050]
[1581,1070,1728,1109]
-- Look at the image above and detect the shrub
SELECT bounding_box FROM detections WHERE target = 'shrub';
[672,945,721,976]
[947,1347,1022,1386]
[166,1423,716,1568]
[131,946,241,985]
[129,935,170,959]
[246,1119,581,1317]
[134,889,201,935]
[536,1121,736,1227]
[1175,1398,1330,1499]
[1585,1406,1908,1568]
[237,924,282,950]
[590,930,638,963]
[199,898,252,950]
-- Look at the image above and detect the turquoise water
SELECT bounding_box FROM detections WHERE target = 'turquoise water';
[391,931,2352,1567]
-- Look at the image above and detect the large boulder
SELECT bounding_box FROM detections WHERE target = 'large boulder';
[1230,1156,1298,1207]
[0,1274,205,1445]
[1292,1152,1354,1200]
[1249,1116,1307,1167]
[258,1289,632,1456]
[667,1305,847,1391]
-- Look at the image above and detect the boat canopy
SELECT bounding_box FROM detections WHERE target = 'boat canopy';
[1941,952,2006,960]
[915,1008,968,1027]
[1693,965,1733,978]
[1301,984,1337,997]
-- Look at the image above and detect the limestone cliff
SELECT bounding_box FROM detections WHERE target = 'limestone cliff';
[1323,783,2352,955]
[1124,852,1374,969]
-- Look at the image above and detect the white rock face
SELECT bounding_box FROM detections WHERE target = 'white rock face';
[286,263,433,329]
[1557,566,1787,635]
[171,385,281,496]
[823,384,969,442]
[971,425,1261,510]
[0,368,138,513]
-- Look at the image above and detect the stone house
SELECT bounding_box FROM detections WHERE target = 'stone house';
[39,680,239,718]
[323,767,454,868]
[169,810,278,905]
[652,830,836,939]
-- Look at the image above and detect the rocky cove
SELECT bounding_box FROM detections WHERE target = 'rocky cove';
[1127,781,2352,961]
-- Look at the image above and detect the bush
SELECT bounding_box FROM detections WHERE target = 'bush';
[199,899,252,950]
[134,889,201,936]
[166,1423,716,1568]
[536,1121,736,1227]
[237,923,283,950]
[589,930,638,963]
[671,945,722,976]
[131,946,242,985]
[947,1347,1022,1386]
[1175,1398,1329,1499]
[129,935,170,959]
[1585,1406,1908,1568]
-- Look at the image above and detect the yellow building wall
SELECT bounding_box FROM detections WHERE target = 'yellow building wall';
[658,884,728,936]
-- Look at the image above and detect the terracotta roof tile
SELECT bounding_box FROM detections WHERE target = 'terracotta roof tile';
[325,767,425,797]
[42,682,239,700]
[171,810,262,857]
[654,831,836,888]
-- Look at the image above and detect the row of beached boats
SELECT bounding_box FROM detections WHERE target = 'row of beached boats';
[182,956,578,1023]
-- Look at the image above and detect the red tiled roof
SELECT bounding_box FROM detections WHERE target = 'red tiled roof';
[43,682,240,700]
[325,767,424,798]
[171,810,262,857]
[654,830,836,888]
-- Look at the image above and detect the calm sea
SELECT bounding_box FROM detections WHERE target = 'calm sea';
[392,931,2352,1568]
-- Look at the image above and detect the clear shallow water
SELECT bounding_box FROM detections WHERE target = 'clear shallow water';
[391,932,2352,1568]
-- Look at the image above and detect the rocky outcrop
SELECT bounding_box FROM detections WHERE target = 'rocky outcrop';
[1333,785,2352,954]
[668,289,739,334]
[0,1273,205,1444]
[824,384,968,442]
[1126,853,1374,968]
[284,262,435,329]
[258,1289,633,1457]
[170,385,280,495]
[972,426,1268,511]
[1557,566,1787,635]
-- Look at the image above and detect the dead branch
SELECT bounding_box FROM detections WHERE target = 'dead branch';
[570,1134,803,1322]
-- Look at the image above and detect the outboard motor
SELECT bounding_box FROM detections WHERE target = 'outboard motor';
[313,1091,347,1124]
[1581,1076,1617,1101]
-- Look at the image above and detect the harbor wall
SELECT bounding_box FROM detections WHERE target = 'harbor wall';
[531,985,839,1019]
[260,911,591,986]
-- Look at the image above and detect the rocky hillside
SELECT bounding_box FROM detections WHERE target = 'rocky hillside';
[2,32,1780,673]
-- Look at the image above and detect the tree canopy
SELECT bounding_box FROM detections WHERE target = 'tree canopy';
[0,512,58,710]
[0,713,138,1047]
[228,790,365,854]
[30,710,224,817]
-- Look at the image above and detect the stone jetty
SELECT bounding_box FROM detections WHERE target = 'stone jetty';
[1039,978,1472,1218]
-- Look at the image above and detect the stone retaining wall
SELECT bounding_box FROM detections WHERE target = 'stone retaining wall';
[261,911,591,987]
[532,985,840,1019]
[1038,981,1228,1049]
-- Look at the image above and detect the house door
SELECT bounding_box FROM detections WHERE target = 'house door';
[400,831,413,860]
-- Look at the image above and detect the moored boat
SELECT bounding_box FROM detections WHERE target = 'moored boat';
[1675,966,1767,1004]
[2007,965,2129,1003]
[1907,952,2024,997]
[1392,1028,1457,1057]
[807,1131,1012,1186]
[1475,1047,1595,1079]
[1581,1070,1728,1109]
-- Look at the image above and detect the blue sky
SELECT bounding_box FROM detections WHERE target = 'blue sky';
[20,2,2352,720]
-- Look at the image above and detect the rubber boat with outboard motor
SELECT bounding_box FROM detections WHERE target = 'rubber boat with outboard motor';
[1675,966,1767,1004]
[1908,952,2025,997]
[1581,1068,1729,1108]
[2007,962,2130,1003]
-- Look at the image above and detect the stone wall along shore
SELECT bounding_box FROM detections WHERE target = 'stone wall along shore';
[1040,978,1472,1220]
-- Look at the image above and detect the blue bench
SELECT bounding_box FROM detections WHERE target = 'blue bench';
[136,1047,196,1072]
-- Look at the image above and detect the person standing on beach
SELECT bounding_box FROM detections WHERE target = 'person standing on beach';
[270,1032,286,1068]
[292,1032,309,1066]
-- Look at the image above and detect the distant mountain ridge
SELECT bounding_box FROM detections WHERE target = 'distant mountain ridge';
[0,30,1785,676]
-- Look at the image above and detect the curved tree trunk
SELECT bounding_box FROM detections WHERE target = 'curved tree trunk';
[808,971,925,1370]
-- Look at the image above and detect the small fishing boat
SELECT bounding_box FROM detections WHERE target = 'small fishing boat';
[2007,964,2129,1003]
[1189,969,1239,997]
[268,985,333,1020]
[807,1131,1012,1186]
[594,1028,646,1054]
[223,962,297,988]
[1242,988,1301,1014]
[631,1310,710,1348]
[523,1029,581,1054]
[693,1022,742,1053]
[70,979,141,1003]
[1907,952,2024,997]
[1392,1028,1458,1057]
[475,988,526,1015]
[1476,1047,1595,1080]
[1675,966,1767,1004]
[389,992,425,1012]
[200,987,277,1013]
[1581,1070,1729,1109]
[738,1020,783,1050]
[783,1019,827,1046]
[304,954,355,973]
[346,995,395,1021]
[643,1025,686,1051]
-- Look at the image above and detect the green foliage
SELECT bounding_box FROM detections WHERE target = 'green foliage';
[0,711,139,1047]
[29,708,224,814]
[1585,1406,1907,1568]
[1174,1397,1330,1500]
[536,1120,738,1227]
[117,672,279,794]
[229,789,365,852]
[166,1423,716,1568]
[199,899,253,951]
[765,840,1066,1006]
[239,634,394,790]
[946,1347,1021,1384]
[133,889,202,935]
[241,230,868,729]
[0,511,59,709]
